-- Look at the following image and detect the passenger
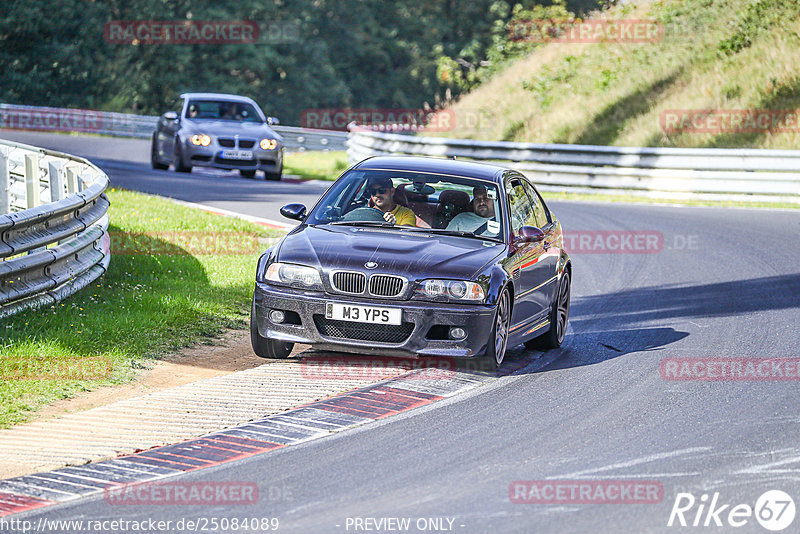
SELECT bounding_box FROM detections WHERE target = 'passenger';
[446,185,498,235]
[220,103,237,120]
[365,176,417,226]
[188,104,199,118]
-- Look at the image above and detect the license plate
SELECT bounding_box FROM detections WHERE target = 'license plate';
[326,303,401,325]
[221,150,253,160]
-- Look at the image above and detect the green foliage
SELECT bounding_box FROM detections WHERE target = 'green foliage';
[718,0,800,56]
[0,0,588,123]
[436,2,576,97]
[521,55,579,110]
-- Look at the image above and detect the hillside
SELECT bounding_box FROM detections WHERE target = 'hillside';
[433,0,800,149]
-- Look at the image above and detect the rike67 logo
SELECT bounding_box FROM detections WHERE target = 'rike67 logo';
[668,490,795,531]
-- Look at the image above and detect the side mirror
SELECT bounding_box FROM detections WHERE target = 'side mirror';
[163,111,179,121]
[267,116,280,125]
[514,226,545,245]
[280,203,306,221]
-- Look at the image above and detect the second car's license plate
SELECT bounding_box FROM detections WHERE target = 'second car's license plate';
[326,303,401,325]
[221,150,254,160]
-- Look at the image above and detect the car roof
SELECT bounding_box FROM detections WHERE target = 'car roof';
[180,93,258,104]
[353,155,510,182]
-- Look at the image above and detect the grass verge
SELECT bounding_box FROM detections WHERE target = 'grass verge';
[284,150,348,181]
[0,189,285,429]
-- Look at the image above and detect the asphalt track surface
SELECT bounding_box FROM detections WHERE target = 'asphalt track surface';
[4,131,800,533]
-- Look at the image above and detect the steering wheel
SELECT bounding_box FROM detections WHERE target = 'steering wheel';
[340,207,386,222]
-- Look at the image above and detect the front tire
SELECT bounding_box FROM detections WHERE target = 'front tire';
[525,270,570,350]
[174,141,192,173]
[265,161,283,181]
[480,289,511,371]
[250,299,293,359]
[240,169,257,178]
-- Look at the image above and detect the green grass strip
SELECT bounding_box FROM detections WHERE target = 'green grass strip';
[0,189,286,429]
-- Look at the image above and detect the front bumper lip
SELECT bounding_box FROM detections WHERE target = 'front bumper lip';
[183,143,282,170]
[254,282,496,359]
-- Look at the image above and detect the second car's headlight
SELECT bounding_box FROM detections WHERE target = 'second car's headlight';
[191,134,211,146]
[260,138,278,150]
[414,279,485,303]
[265,262,323,289]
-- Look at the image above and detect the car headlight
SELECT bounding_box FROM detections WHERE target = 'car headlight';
[190,134,211,146]
[414,279,486,303]
[260,138,278,150]
[265,262,323,289]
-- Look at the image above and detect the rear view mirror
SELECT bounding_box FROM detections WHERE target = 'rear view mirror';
[163,111,178,121]
[267,116,280,125]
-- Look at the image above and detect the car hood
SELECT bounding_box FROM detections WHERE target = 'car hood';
[183,120,282,140]
[276,225,506,280]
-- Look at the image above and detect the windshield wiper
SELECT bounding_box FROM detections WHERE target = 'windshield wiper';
[402,227,503,243]
[330,220,396,227]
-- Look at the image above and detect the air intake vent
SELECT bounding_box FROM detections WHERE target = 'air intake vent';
[314,316,414,343]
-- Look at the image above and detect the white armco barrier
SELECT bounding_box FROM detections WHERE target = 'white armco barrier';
[0,139,110,318]
[346,125,800,202]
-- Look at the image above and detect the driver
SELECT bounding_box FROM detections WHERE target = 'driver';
[366,176,417,226]
[446,185,497,235]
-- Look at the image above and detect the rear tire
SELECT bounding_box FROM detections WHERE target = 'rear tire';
[524,270,570,350]
[174,141,192,173]
[480,289,511,371]
[240,169,257,178]
[250,299,293,359]
[151,135,168,170]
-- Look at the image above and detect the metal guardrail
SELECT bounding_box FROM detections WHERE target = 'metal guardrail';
[0,103,348,152]
[347,125,800,202]
[0,139,111,318]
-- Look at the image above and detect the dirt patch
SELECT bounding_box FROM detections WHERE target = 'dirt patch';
[35,329,307,422]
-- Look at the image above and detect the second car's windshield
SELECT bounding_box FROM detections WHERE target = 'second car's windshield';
[306,169,504,240]
[185,100,263,123]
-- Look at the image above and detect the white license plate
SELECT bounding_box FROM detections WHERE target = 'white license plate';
[326,303,401,325]
[221,150,254,160]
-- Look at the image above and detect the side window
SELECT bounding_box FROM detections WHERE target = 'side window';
[505,180,535,235]
[521,180,549,228]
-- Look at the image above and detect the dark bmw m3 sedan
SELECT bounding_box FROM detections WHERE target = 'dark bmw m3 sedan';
[251,155,571,369]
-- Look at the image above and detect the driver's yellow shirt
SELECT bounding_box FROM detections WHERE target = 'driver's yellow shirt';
[391,205,417,226]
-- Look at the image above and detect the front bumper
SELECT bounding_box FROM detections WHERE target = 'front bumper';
[184,143,282,172]
[253,282,496,359]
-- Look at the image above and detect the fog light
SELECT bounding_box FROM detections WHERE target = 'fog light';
[269,310,286,324]
[449,327,466,340]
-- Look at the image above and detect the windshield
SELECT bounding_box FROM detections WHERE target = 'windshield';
[185,100,263,123]
[306,169,504,240]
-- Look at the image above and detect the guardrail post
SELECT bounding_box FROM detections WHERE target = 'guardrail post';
[0,150,9,214]
[24,154,39,209]
[66,168,78,195]
[48,162,64,202]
